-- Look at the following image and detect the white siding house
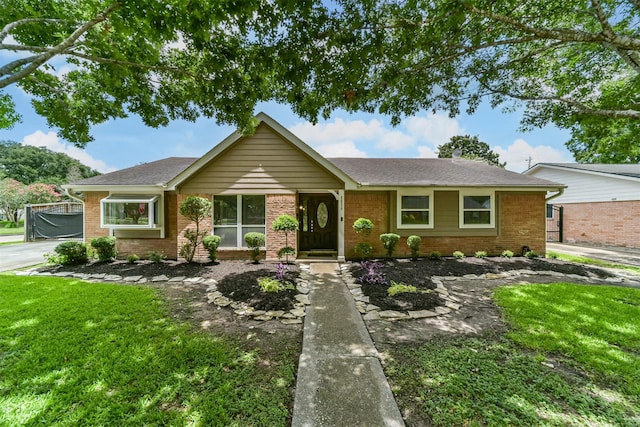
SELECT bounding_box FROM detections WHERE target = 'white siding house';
[524,163,640,248]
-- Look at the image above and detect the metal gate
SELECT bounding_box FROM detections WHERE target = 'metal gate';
[546,204,563,242]
[25,202,83,241]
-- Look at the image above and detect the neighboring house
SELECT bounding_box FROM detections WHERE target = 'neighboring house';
[64,113,563,261]
[524,163,640,249]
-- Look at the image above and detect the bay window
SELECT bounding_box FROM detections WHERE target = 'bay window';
[213,195,266,248]
[101,194,160,228]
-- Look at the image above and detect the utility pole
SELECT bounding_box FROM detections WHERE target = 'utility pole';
[525,155,533,169]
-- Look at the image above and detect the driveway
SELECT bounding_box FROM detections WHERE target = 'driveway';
[547,242,640,267]
[0,240,69,272]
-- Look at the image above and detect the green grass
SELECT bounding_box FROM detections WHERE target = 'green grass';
[0,275,297,426]
[547,251,640,275]
[385,283,640,426]
[0,227,23,236]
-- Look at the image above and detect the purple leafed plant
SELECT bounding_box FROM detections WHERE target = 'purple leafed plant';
[357,260,387,285]
[276,262,288,282]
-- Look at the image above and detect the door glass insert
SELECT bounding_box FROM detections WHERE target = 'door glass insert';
[317,202,328,228]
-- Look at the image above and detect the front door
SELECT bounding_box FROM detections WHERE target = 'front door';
[298,194,338,251]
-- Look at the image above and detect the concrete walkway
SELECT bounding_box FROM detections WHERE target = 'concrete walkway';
[292,263,404,427]
[548,243,640,267]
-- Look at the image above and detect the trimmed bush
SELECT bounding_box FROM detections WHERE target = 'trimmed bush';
[407,235,421,260]
[244,232,265,263]
[127,254,140,263]
[90,236,116,261]
[272,214,298,263]
[277,246,296,259]
[54,241,88,265]
[352,218,374,235]
[475,250,487,258]
[429,251,442,260]
[380,233,401,258]
[148,250,165,264]
[354,242,373,258]
[453,250,465,259]
[202,235,221,262]
[179,196,212,263]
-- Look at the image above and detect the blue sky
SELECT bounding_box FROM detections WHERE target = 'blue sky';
[1,70,575,175]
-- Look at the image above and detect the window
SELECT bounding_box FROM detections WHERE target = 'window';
[397,190,433,229]
[459,190,494,228]
[101,194,160,228]
[213,195,266,248]
[546,204,554,219]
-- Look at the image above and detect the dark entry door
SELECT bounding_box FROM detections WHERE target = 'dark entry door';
[298,194,338,251]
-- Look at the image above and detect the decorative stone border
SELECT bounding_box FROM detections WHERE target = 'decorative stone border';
[339,264,638,321]
[17,266,311,325]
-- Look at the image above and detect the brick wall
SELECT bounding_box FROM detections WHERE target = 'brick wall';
[345,191,546,258]
[176,193,213,262]
[266,194,297,260]
[558,200,640,248]
[84,192,110,242]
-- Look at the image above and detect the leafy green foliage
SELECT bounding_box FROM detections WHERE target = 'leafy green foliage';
[429,251,441,260]
[0,178,60,224]
[438,135,505,167]
[126,254,139,263]
[53,241,88,265]
[379,233,400,258]
[502,249,514,258]
[354,242,373,258]
[244,232,265,263]
[272,214,298,263]
[179,196,212,263]
[0,141,100,184]
[90,236,116,261]
[407,235,421,260]
[387,281,417,297]
[257,276,295,293]
[147,250,165,263]
[352,218,374,235]
[524,250,539,259]
[474,250,487,258]
[452,250,465,259]
[202,235,221,262]
[0,276,296,425]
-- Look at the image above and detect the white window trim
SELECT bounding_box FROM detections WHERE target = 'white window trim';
[100,194,161,229]
[397,189,434,229]
[459,190,495,228]
[213,195,266,249]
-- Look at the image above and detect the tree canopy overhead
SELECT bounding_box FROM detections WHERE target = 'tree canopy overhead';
[437,135,505,168]
[1,0,286,145]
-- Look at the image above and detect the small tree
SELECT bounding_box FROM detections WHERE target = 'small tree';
[272,214,299,263]
[244,232,265,264]
[202,235,221,262]
[407,235,421,261]
[179,196,212,263]
[353,218,374,258]
[380,233,400,258]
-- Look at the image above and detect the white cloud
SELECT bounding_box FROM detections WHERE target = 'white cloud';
[313,141,368,158]
[417,146,438,158]
[404,113,465,146]
[21,131,116,173]
[494,138,572,172]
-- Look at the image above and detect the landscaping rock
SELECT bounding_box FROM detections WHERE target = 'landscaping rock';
[295,294,310,305]
[124,275,143,282]
[408,310,439,319]
[168,276,185,282]
[379,310,410,320]
[152,275,169,282]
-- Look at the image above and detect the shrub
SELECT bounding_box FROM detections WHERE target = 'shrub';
[90,236,116,261]
[352,218,374,235]
[407,235,421,260]
[179,196,212,263]
[258,277,294,293]
[501,249,514,258]
[148,250,165,263]
[277,246,296,260]
[525,250,540,258]
[272,214,299,263]
[356,261,387,286]
[127,254,140,263]
[202,235,221,262]
[43,252,62,265]
[474,250,487,258]
[354,242,373,258]
[54,241,88,265]
[244,232,265,263]
[380,233,400,258]
[429,251,442,260]
[388,281,418,297]
[453,250,465,259]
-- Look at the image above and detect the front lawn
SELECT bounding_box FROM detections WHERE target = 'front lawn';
[385,282,640,426]
[0,275,297,426]
[0,226,23,236]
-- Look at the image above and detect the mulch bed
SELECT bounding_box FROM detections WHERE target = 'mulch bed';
[350,256,616,312]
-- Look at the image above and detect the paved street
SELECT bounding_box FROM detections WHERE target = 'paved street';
[0,240,68,272]
[547,243,640,267]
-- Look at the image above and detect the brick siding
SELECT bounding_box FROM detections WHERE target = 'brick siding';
[556,200,640,248]
[265,194,298,260]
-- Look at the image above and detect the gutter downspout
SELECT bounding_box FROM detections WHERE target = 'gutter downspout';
[545,187,565,202]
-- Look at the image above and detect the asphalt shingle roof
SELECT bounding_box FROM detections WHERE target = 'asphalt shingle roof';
[536,163,640,179]
[328,158,560,187]
[70,157,198,186]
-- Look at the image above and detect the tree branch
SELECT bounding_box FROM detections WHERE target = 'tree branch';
[0,3,121,89]
[0,18,73,43]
